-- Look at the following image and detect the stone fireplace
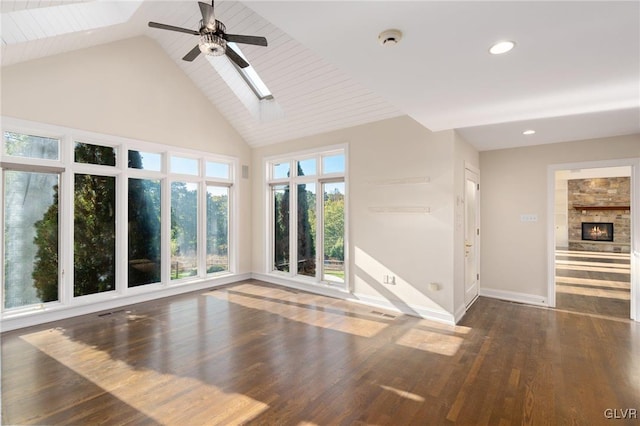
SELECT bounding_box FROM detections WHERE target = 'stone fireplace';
[568,177,630,253]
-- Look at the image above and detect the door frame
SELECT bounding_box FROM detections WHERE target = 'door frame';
[547,158,640,321]
[464,163,481,308]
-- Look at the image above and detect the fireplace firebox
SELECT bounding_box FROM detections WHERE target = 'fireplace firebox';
[581,222,614,242]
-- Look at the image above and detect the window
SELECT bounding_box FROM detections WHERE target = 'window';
[3,131,59,160]
[267,147,346,288]
[227,42,273,100]
[171,182,198,280]
[1,123,238,319]
[297,182,316,277]
[297,158,317,176]
[206,161,230,180]
[273,162,290,179]
[206,185,229,274]
[322,153,345,174]
[272,184,290,272]
[322,182,345,283]
[128,178,162,287]
[171,156,198,175]
[74,173,116,296]
[3,170,60,308]
[75,142,116,166]
[129,150,162,171]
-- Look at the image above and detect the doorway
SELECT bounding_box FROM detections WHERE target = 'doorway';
[464,166,480,307]
[549,161,638,320]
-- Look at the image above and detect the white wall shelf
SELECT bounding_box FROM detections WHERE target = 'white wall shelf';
[368,176,430,186]
[368,206,430,214]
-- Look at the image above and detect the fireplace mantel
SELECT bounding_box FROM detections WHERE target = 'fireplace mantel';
[572,205,630,211]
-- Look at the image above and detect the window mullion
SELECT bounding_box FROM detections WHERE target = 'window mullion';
[62,134,74,305]
[224,184,232,274]
[117,173,127,296]
[290,178,297,278]
[161,177,171,285]
[198,180,206,278]
[316,183,323,282]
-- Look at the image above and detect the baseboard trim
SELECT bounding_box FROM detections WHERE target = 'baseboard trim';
[1,273,251,332]
[352,293,456,325]
[454,303,468,323]
[251,273,351,300]
[252,273,456,325]
[480,288,548,307]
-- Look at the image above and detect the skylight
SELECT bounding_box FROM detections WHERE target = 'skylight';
[1,2,142,44]
[227,42,273,100]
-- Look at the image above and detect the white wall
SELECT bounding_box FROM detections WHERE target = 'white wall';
[480,134,640,304]
[554,177,569,248]
[0,36,253,275]
[251,116,478,322]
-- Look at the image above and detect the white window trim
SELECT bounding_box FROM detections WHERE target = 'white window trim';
[264,144,348,291]
[1,117,240,322]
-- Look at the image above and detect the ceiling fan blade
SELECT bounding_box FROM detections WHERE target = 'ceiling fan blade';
[182,45,202,62]
[225,45,249,68]
[149,22,199,36]
[225,34,268,47]
[198,1,216,30]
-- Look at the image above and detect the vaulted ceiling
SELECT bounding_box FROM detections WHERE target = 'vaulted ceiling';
[2,1,639,150]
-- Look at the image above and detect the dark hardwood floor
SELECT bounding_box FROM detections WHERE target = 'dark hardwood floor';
[2,280,639,425]
[556,249,631,319]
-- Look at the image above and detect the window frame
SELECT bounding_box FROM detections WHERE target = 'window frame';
[2,129,62,163]
[169,178,201,282]
[73,139,118,167]
[71,170,120,302]
[0,118,239,319]
[205,181,232,276]
[265,145,348,290]
[1,166,65,312]
[226,42,274,101]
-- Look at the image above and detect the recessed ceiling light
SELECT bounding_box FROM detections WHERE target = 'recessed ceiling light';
[489,41,515,55]
[522,129,536,135]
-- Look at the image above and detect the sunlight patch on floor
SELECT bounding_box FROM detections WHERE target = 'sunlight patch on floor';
[556,264,630,274]
[379,384,425,402]
[555,259,630,270]
[413,319,472,335]
[396,328,463,356]
[204,287,388,338]
[555,276,630,289]
[555,250,630,259]
[20,328,269,424]
[556,285,630,300]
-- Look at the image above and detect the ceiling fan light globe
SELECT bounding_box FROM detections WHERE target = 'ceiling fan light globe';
[199,33,226,56]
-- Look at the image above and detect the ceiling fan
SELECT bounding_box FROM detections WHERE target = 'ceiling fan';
[148,1,267,68]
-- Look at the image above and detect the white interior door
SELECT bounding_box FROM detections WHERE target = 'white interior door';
[465,167,480,307]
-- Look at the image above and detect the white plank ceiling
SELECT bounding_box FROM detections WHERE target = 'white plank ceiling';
[1,0,402,147]
[2,1,638,150]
